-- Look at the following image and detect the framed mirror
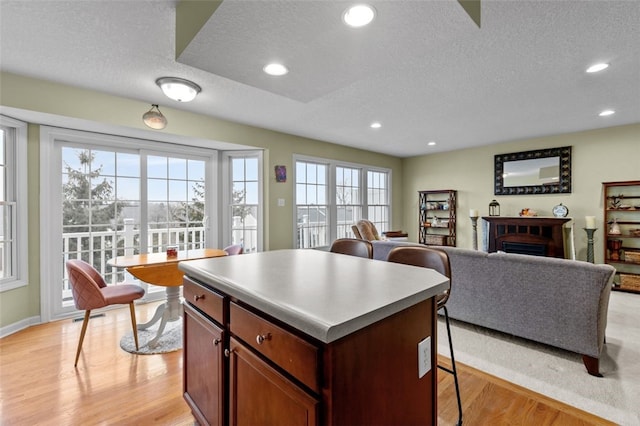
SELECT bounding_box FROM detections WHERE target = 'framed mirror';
[494,146,571,195]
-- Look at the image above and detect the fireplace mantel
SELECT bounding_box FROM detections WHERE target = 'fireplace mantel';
[483,216,572,258]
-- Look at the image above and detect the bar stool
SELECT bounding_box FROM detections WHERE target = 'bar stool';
[387,246,463,426]
[329,238,373,259]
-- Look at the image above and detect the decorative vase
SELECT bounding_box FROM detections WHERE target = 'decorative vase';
[609,218,621,235]
[608,239,623,261]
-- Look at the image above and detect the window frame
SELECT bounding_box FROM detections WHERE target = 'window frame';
[221,150,264,253]
[293,154,392,249]
[0,115,28,292]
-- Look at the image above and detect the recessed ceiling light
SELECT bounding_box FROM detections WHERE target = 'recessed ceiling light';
[263,63,288,76]
[599,109,615,116]
[343,4,376,28]
[586,63,609,73]
[428,141,437,146]
[370,122,381,129]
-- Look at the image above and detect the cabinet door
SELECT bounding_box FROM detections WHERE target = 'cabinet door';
[228,337,319,426]
[184,303,225,426]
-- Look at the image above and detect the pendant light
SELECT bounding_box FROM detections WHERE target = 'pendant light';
[142,104,167,130]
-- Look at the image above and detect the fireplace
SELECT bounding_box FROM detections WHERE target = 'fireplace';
[483,217,572,258]
[502,241,547,256]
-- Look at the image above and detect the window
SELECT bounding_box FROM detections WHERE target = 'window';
[294,156,391,248]
[367,170,390,234]
[146,154,207,252]
[228,154,261,253]
[336,166,362,239]
[0,116,28,292]
[296,160,329,248]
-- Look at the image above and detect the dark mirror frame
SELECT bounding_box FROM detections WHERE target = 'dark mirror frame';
[494,146,572,195]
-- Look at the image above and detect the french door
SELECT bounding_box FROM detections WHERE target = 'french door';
[41,127,217,321]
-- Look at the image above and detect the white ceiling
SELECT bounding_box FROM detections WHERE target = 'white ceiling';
[1,0,638,157]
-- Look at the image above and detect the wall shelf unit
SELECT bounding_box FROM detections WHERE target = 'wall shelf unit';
[603,180,640,294]
[418,190,457,246]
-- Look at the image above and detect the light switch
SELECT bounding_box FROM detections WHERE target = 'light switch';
[418,336,431,378]
[277,198,285,207]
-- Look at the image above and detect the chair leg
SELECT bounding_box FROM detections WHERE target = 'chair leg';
[75,310,91,367]
[438,305,463,425]
[129,302,140,351]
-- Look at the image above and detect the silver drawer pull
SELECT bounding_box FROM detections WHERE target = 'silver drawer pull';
[256,333,272,345]
[194,294,205,302]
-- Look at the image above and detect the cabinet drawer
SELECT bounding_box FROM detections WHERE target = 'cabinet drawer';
[230,302,319,392]
[184,276,225,324]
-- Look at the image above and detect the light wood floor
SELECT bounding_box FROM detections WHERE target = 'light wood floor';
[0,302,613,425]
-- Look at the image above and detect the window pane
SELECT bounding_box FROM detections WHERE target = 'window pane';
[188,179,205,201]
[188,160,205,181]
[245,182,259,204]
[232,158,245,181]
[93,150,115,176]
[117,152,140,177]
[116,177,140,201]
[147,155,167,178]
[245,158,258,181]
[148,179,168,201]
[168,157,187,180]
[308,164,318,184]
[169,180,187,202]
[296,184,307,204]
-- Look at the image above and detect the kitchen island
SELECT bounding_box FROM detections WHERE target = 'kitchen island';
[179,249,449,426]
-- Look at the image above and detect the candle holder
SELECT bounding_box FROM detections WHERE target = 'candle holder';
[584,228,597,263]
[470,216,479,250]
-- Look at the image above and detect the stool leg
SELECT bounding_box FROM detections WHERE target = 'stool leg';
[129,302,140,351]
[439,305,463,425]
[75,310,91,367]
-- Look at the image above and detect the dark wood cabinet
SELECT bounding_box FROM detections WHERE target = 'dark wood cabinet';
[183,303,225,426]
[183,284,438,426]
[228,337,319,426]
[419,189,457,246]
[603,180,640,293]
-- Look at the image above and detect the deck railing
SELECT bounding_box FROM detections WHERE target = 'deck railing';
[62,220,205,301]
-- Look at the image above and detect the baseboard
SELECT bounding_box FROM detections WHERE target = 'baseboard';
[0,315,42,339]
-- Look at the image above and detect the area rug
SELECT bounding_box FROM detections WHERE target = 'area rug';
[120,318,182,355]
[437,291,640,425]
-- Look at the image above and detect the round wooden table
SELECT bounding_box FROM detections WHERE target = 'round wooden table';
[108,248,227,347]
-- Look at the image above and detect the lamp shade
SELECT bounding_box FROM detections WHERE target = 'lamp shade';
[156,77,201,102]
[142,104,167,130]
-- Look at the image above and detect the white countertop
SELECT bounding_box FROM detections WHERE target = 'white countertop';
[179,249,449,343]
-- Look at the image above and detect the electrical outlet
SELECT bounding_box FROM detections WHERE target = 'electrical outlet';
[418,336,431,378]
[277,198,285,207]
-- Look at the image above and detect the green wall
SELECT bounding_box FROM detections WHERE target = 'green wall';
[0,72,403,328]
[402,123,640,261]
[1,71,639,330]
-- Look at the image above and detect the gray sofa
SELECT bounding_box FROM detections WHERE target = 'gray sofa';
[371,240,616,376]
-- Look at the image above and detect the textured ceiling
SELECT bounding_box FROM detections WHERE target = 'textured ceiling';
[1,0,639,157]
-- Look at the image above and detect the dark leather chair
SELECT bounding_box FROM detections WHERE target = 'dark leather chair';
[329,238,373,259]
[387,246,462,426]
[66,259,145,367]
